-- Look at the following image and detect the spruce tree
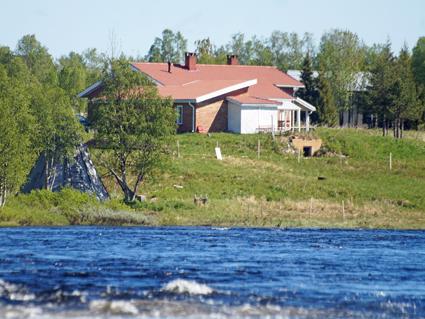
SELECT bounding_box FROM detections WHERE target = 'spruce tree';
[367,42,397,136]
[317,73,338,126]
[298,52,319,108]
[392,46,420,138]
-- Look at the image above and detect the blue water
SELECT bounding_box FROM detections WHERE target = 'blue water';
[0,227,424,318]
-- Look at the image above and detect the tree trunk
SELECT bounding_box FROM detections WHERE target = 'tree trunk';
[382,116,387,136]
[44,154,49,190]
[130,174,144,202]
[0,188,4,208]
[400,119,404,139]
[0,179,6,208]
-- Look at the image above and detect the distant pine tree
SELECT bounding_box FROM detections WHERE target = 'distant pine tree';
[297,52,319,122]
[317,73,338,126]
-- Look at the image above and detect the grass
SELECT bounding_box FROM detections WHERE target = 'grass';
[2,128,425,228]
[0,188,150,226]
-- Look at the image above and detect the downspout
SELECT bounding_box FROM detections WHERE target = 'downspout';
[188,102,195,132]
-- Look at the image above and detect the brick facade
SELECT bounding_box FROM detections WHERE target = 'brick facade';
[196,99,228,132]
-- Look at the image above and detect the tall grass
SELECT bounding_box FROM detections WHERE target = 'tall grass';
[0,188,149,226]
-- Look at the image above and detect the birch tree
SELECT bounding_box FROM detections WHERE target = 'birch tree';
[93,57,176,202]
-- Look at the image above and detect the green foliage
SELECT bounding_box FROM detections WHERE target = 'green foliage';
[93,57,176,202]
[146,29,187,63]
[0,62,36,206]
[268,31,314,71]
[15,34,58,87]
[88,130,425,228]
[412,37,425,88]
[366,42,397,131]
[392,46,421,133]
[297,52,319,121]
[58,52,88,113]
[317,30,365,113]
[0,188,148,226]
[317,73,338,126]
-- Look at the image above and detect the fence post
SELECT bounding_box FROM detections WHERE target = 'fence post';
[257,139,261,159]
[177,140,180,158]
[389,152,392,171]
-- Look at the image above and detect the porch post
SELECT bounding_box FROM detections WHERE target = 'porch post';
[291,110,294,132]
[306,111,310,132]
[297,109,301,132]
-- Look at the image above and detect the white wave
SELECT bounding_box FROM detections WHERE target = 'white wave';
[89,300,139,315]
[212,227,230,231]
[0,279,36,301]
[162,279,214,295]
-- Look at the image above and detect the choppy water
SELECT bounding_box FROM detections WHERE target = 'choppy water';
[0,227,424,318]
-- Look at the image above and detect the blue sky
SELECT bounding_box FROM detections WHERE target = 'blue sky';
[1,0,424,58]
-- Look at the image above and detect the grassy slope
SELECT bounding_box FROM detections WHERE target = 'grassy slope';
[1,128,425,228]
[99,128,425,229]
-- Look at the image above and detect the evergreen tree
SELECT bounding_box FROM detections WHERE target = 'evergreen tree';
[412,37,425,124]
[391,46,420,138]
[317,72,338,126]
[297,52,319,106]
[367,42,397,136]
[412,37,425,88]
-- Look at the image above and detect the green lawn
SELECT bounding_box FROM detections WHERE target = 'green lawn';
[2,128,425,228]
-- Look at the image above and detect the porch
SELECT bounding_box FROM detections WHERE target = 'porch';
[256,98,316,133]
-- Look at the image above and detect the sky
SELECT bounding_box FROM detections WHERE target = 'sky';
[1,0,424,59]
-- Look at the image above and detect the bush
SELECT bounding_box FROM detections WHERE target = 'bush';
[0,188,148,226]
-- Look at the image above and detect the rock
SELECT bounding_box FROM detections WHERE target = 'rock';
[173,184,184,189]
[150,196,158,203]
[135,195,146,202]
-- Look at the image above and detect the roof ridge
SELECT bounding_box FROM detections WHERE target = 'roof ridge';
[131,61,279,69]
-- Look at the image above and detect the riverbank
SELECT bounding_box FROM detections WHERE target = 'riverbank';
[1,128,425,229]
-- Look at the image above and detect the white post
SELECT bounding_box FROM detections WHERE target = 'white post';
[297,109,301,132]
[291,111,294,132]
[389,152,392,171]
[257,139,260,159]
[306,111,310,132]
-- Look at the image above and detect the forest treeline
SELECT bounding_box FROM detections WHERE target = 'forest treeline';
[1,30,425,205]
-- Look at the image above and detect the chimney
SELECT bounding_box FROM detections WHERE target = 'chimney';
[227,54,239,65]
[167,60,172,73]
[185,52,197,70]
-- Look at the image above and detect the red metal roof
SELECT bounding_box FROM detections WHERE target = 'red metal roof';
[157,79,255,102]
[131,63,301,102]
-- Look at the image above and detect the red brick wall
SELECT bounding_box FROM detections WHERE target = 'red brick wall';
[196,100,228,132]
[174,103,194,133]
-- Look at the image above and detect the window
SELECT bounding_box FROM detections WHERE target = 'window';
[176,105,184,125]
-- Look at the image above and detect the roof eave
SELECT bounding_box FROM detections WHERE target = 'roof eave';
[78,80,103,98]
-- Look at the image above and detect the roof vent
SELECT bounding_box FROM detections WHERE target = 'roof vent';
[227,54,239,65]
[185,52,197,71]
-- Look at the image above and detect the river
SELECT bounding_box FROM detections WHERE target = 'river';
[0,227,424,318]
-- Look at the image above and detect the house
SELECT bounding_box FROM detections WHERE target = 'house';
[79,53,316,134]
[288,69,370,128]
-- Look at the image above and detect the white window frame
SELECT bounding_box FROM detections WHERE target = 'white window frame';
[176,105,184,125]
